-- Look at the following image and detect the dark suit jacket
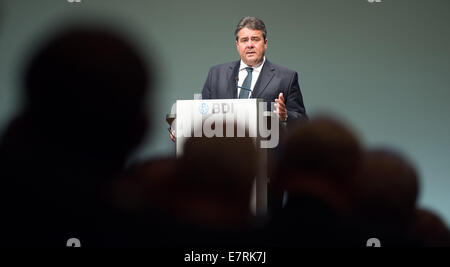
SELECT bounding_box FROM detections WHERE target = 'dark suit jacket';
[201,60,307,122]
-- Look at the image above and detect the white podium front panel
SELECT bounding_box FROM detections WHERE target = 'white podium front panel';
[175,99,261,155]
[174,98,268,216]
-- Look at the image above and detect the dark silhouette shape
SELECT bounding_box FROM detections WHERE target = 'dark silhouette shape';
[0,26,151,247]
[408,208,450,247]
[112,120,263,247]
[108,156,180,247]
[269,116,363,247]
[350,148,420,247]
[165,133,261,248]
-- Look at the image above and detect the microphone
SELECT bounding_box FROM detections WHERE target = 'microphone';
[236,75,251,92]
[237,85,251,92]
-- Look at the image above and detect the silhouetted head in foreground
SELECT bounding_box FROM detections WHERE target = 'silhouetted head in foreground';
[173,132,258,228]
[269,116,363,247]
[346,148,422,247]
[353,148,419,225]
[23,26,150,169]
[409,208,450,247]
[0,26,152,247]
[277,116,362,200]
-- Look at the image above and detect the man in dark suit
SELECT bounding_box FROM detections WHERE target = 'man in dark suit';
[201,16,307,214]
[169,16,306,141]
[201,16,307,123]
[168,17,307,214]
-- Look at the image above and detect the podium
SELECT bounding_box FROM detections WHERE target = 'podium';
[169,98,278,216]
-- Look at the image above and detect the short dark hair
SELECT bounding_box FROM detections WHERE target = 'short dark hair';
[234,16,267,41]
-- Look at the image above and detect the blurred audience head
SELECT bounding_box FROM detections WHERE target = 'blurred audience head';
[277,116,362,190]
[352,148,420,225]
[22,25,151,165]
[409,208,450,247]
[171,123,258,227]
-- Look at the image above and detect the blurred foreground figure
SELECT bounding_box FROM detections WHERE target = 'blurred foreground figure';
[351,149,420,246]
[113,124,264,247]
[408,208,450,247]
[170,134,260,247]
[0,26,151,247]
[269,116,363,247]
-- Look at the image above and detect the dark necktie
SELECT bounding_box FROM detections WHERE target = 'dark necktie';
[239,67,253,99]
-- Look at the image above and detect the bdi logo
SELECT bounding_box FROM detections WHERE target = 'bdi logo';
[198,103,209,115]
[212,103,234,114]
[198,103,235,115]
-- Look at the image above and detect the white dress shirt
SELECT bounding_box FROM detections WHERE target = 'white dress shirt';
[237,57,266,98]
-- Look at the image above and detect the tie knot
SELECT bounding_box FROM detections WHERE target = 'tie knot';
[245,67,253,73]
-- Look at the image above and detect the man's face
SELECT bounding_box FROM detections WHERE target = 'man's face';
[236,27,267,67]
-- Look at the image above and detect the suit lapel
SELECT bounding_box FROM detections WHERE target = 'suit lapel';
[251,60,275,99]
[227,61,240,99]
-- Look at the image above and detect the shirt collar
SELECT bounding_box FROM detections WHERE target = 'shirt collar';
[239,56,266,72]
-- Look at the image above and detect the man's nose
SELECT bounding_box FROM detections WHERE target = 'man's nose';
[246,40,254,48]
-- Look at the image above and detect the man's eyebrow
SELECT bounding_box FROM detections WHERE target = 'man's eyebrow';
[239,36,262,40]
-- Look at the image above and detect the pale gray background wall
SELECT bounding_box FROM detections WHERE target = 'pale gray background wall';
[1,0,449,225]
